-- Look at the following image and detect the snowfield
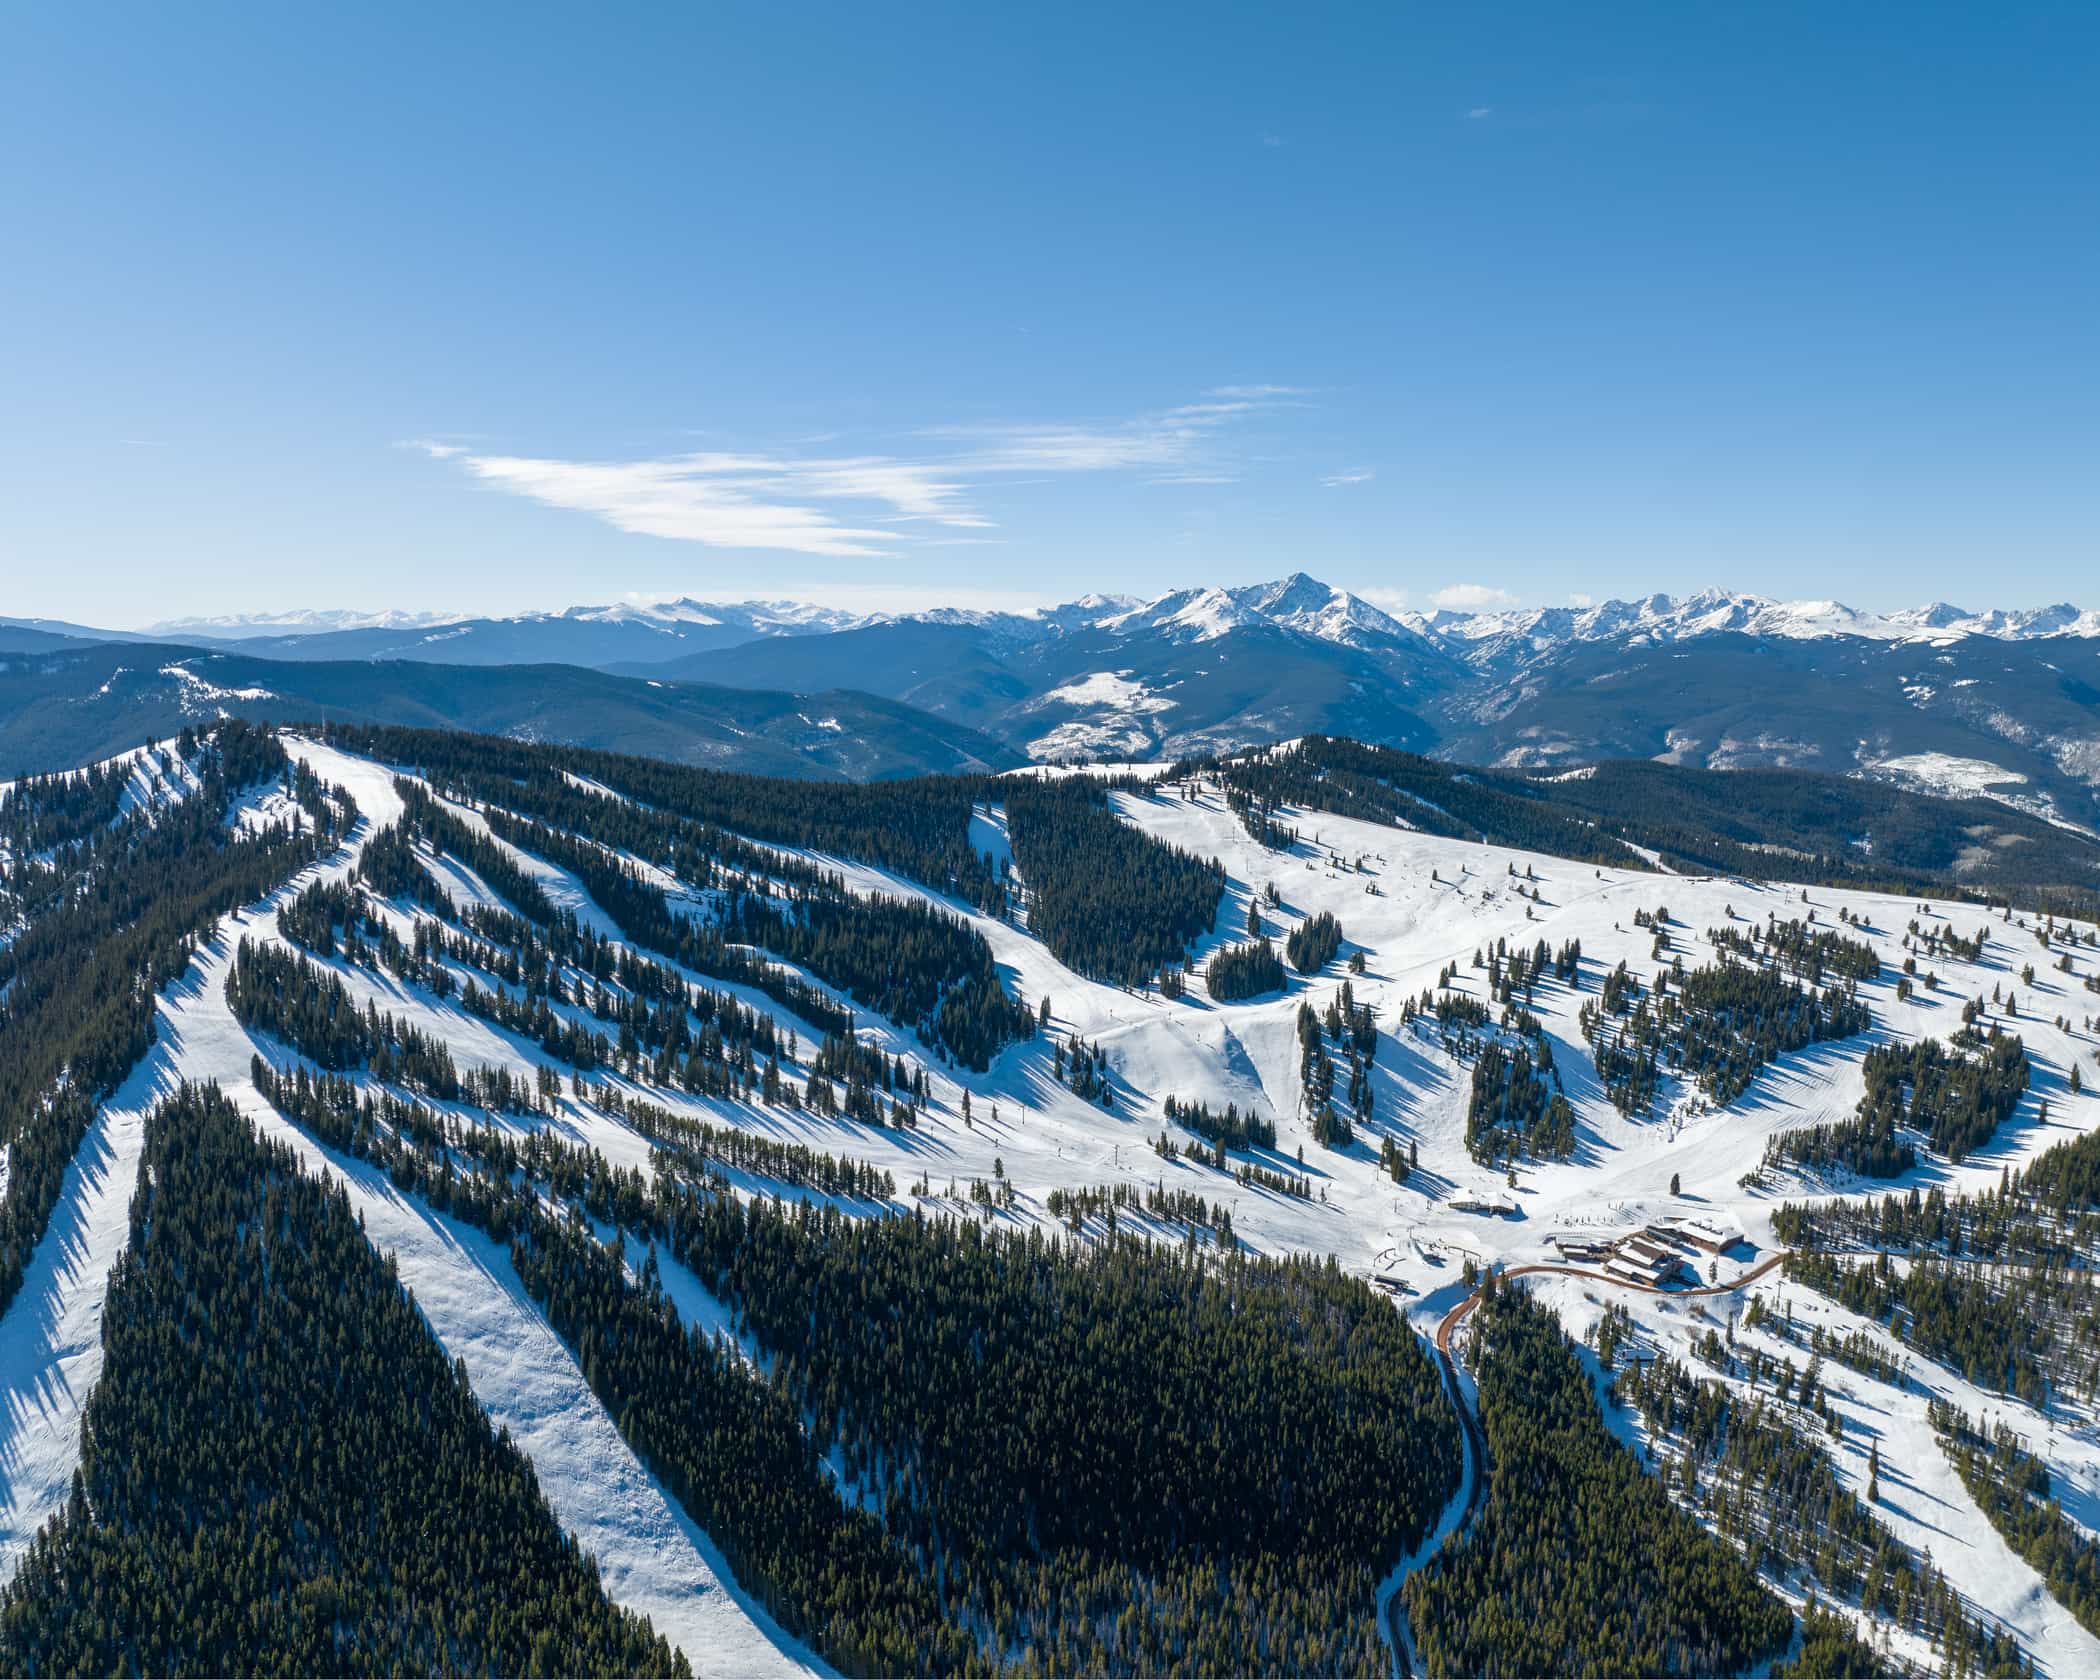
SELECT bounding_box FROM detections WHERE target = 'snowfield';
[5,737,2100,1671]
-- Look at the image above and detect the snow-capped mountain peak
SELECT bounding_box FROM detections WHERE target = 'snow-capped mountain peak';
[1097,585,1264,643]
[1403,588,2100,667]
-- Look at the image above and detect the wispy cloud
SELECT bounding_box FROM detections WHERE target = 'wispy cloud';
[421,448,966,557]
[416,390,1295,557]
[1432,582,1519,611]
[1466,106,1494,120]
[1320,468,1375,487]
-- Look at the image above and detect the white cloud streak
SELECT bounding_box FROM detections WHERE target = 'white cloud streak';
[416,391,1293,557]
[1320,469,1375,487]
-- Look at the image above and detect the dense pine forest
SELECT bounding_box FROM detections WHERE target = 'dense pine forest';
[1465,1034,1575,1164]
[247,1049,1462,1675]
[0,1085,681,1677]
[1207,936,1286,1001]
[1404,1280,1794,1677]
[1002,774,1225,987]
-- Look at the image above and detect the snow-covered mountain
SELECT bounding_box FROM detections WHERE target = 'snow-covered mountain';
[122,577,2100,670]
[9,723,2100,1675]
[145,607,467,639]
[1399,587,2100,667]
[18,574,2100,826]
[131,596,869,668]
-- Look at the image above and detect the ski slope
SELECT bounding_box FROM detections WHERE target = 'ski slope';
[4,738,2100,1671]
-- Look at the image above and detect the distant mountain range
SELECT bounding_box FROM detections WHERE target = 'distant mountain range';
[0,636,1017,782]
[5,576,2097,826]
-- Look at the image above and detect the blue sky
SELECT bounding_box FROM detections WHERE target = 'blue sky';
[2,1,2094,624]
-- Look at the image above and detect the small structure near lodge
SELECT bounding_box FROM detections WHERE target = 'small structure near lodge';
[1448,1196,1520,1218]
[1602,1233,1686,1290]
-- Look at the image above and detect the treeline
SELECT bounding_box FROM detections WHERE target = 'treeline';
[1769,1032,2029,1179]
[1164,1092,1276,1152]
[467,806,853,1039]
[1299,983,1379,1145]
[1708,915,1882,985]
[227,937,538,1109]
[0,722,351,1324]
[0,746,141,858]
[1404,1279,1793,1676]
[1484,934,1584,1005]
[1774,1164,2100,1272]
[284,863,798,1100]
[385,778,560,920]
[1189,737,1647,866]
[1617,1353,2023,1675]
[1045,1178,1241,1244]
[0,1084,681,1677]
[586,1082,897,1200]
[1466,1033,1575,1164]
[1002,775,1224,988]
[718,886,1030,1072]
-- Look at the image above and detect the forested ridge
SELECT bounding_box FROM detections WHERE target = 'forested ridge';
[0,1084,681,1677]
[1193,736,2100,905]
[317,721,1010,907]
